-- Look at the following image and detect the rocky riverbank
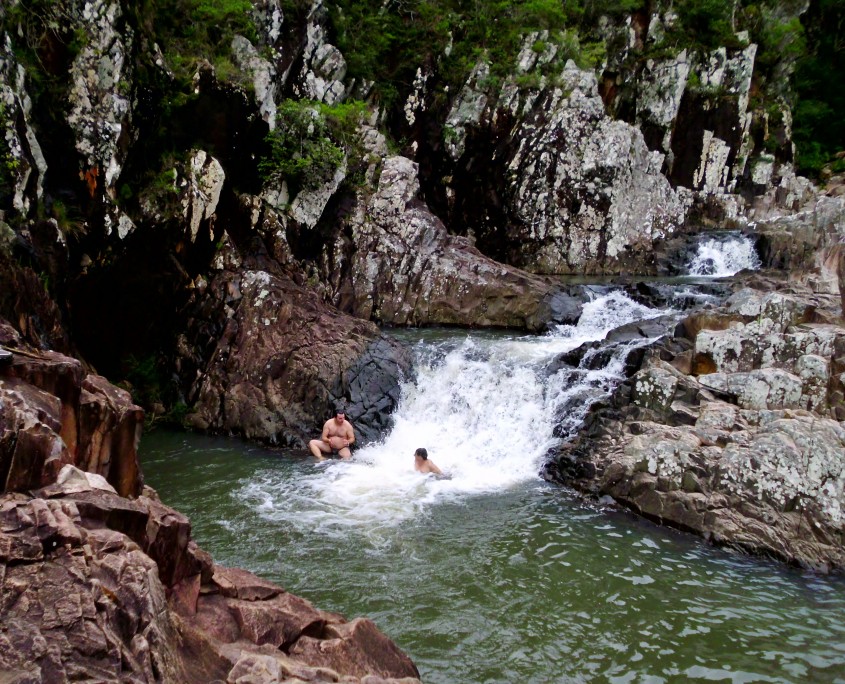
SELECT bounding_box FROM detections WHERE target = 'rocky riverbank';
[0,330,421,683]
[545,194,845,572]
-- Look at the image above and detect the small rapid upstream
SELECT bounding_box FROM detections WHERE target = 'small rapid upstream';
[141,234,845,682]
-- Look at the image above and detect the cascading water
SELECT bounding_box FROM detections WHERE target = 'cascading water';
[686,233,761,277]
[240,291,671,539]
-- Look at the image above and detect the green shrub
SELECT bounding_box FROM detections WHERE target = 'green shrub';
[146,0,258,88]
[0,104,18,202]
[791,0,845,177]
[259,100,349,193]
[328,0,589,105]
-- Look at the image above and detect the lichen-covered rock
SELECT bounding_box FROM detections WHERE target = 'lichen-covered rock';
[0,33,47,214]
[66,0,133,198]
[755,195,845,291]
[444,60,490,162]
[505,62,687,274]
[636,49,691,154]
[231,35,278,128]
[332,155,561,329]
[183,150,226,244]
[550,357,845,571]
[292,1,347,105]
[288,156,347,229]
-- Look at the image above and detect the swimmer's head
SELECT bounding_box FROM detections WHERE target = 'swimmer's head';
[414,448,428,460]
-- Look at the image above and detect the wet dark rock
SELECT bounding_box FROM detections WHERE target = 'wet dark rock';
[339,335,414,444]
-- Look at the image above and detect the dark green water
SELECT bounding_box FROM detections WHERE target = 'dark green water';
[141,429,845,684]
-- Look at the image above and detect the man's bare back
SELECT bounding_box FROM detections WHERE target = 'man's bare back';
[413,447,442,475]
[309,409,355,460]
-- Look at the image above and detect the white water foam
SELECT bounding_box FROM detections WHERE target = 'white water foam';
[686,234,760,277]
[238,292,670,539]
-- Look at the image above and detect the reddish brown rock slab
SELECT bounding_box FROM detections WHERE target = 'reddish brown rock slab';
[141,495,195,587]
[78,373,145,497]
[290,618,420,681]
[229,592,326,650]
[193,593,242,644]
[213,565,284,600]
[0,330,145,499]
[171,572,202,616]
[1,348,84,456]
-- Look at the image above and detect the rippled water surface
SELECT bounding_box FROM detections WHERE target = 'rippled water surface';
[142,431,845,683]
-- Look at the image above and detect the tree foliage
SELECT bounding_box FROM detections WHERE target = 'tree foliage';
[791,0,845,174]
[259,100,367,194]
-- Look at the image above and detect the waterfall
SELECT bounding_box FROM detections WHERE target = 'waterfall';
[686,233,760,277]
[239,292,672,537]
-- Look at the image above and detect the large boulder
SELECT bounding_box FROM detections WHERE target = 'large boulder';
[501,62,688,275]
[185,263,412,446]
[332,155,562,330]
[436,57,689,276]
[547,269,845,571]
[0,482,421,683]
[686,288,845,417]
[0,323,144,497]
[549,350,845,572]
[755,195,845,288]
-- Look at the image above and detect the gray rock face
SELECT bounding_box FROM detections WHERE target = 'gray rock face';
[505,63,687,274]
[231,34,277,128]
[293,1,347,105]
[333,156,558,329]
[67,0,133,198]
[439,54,689,276]
[636,49,691,154]
[548,275,845,571]
[0,33,47,214]
[686,44,758,193]
[755,196,845,293]
[182,150,225,243]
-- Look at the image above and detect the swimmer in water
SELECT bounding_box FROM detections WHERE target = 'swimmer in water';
[413,447,442,475]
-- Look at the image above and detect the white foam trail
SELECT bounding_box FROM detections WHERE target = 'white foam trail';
[238,291,670,538]
[687,234,760,277]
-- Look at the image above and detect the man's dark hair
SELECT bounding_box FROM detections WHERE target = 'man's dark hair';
[334,405,346,416]
[414,448,428,460]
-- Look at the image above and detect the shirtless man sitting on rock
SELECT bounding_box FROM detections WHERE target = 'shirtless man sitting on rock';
[309,407,355,461]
